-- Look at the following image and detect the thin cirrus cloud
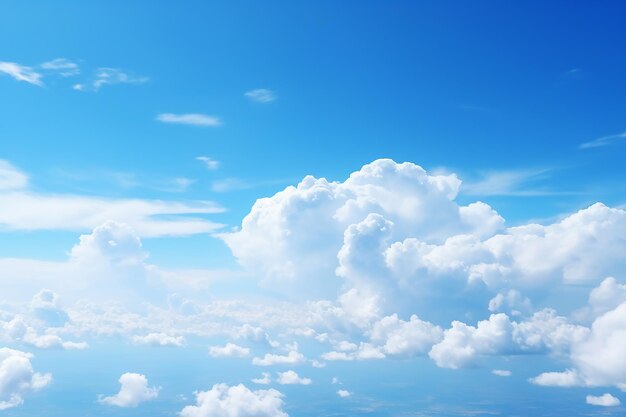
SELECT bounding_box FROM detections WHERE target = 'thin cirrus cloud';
[0,61,43,86]
[40,58,80,77]
[244,88,276,103]
[157,113,221,127]
[196,156,220,170]
[579,132,626,149]
[74,68,149,92]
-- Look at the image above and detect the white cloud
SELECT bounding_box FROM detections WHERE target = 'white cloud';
[98,373,159,407]
[580,132,626,149]
[252,372,271,385]
[74,68,148,92]
[197,156,220,170]
[211,178,250,192]
[252,350,305,366]
[337,389,351,398]
[179,384,288,417]
[0,160,28,190]
[0,61,43,86]
[492,369,512,377]
[0,190,223,238]
[157,113,221,127]
[276,370,311,385]
[530,369,583,387]
[369,314,443,356]
[245,89,276,103]
[462,168,555,196]
[429,314,512,369]
[587,277,626,318]
[586,393,620,407]
[133,333,185,347]
[0,348,51,410]
[209,343,250,358]
[40,58,80,76]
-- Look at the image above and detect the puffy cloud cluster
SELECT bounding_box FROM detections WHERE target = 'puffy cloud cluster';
[209,343,250,358]
[98,373,159,407]
[0,348,51,410]
[180,384,288,417]
[276,370,311,385]
[133,333,185,347]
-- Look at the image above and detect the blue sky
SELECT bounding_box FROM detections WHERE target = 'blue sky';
[1,1,626,416]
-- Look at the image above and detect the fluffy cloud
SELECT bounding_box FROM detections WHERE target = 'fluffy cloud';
[276,370,311,385]
[252,372,271,385]
[585,393,620,407]
[0,348,51,410]
[337,389,351,398]
[157,113,221,127]
[369,314,443,356]
[133,333,185,347]
[252,350,305,366]
[179,384,288,417]
[98,373,159,407]
[0,62,43,86]
[209,343,250,358]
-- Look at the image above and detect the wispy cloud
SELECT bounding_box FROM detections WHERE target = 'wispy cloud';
[157,113,221,127]
[579,132,626,149]
[0,61,43,86]
[211,178,250,192]
[74,68,148,92]
[0,160,29,190]
[196,156,220,170]
[40,58,80,77]
[462,168,563,196]
[245,88,276,103]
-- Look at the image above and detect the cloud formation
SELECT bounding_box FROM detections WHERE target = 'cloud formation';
[180,384,288,417]
[157,113,221,127]
[98,373,159,407]
[245,89,276,103]
[0,348,51,410]
[0,61,43,86]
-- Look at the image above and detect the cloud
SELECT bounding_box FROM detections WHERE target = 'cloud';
[98,373,159,407]
[252,372,271,385]
[209,343,250,358]
[40,58,80,77]
[369,314,443,356]
[461,168,557,196]
[74,67,148,92]
[0,61,43,86]
[337,389,351,398]
[0,160,28,190]
[133,333,185,347]
[197,156,220,170]
[211,178,250,192]
[252,350,305,366]
[492,369,512,377]
[586,393,620,407]
[0,348,51,410]
[179,383,288,417]
[245,89,276,103]
[0,187,224,237]
[580,132,626,149]
[157,113,221,127]
[530,369,583,387]
[276,370,311,385]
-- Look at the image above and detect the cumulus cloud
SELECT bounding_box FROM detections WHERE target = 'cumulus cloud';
[585,393,620,407]
[369,314,443,356]
[245,89,276,103]
[133,332,185,347]
[209,343,250,358]
[276,370,311,385]
[337,389,351,398]
[252,350,305,366]
[0,61,43,86]
[179,384,288,417]
[252,372,271,385]
[0,348,51,410]
[157,113,221,127]
[98,373,159,407]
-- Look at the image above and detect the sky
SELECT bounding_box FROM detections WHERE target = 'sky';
[1,1,626,416]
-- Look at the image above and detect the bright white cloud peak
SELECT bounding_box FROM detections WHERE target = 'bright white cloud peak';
[585,393,620,407]
[0,349,51,410]
[98,373,159,407]
[179,384,288,417]
[157,113,221,127]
